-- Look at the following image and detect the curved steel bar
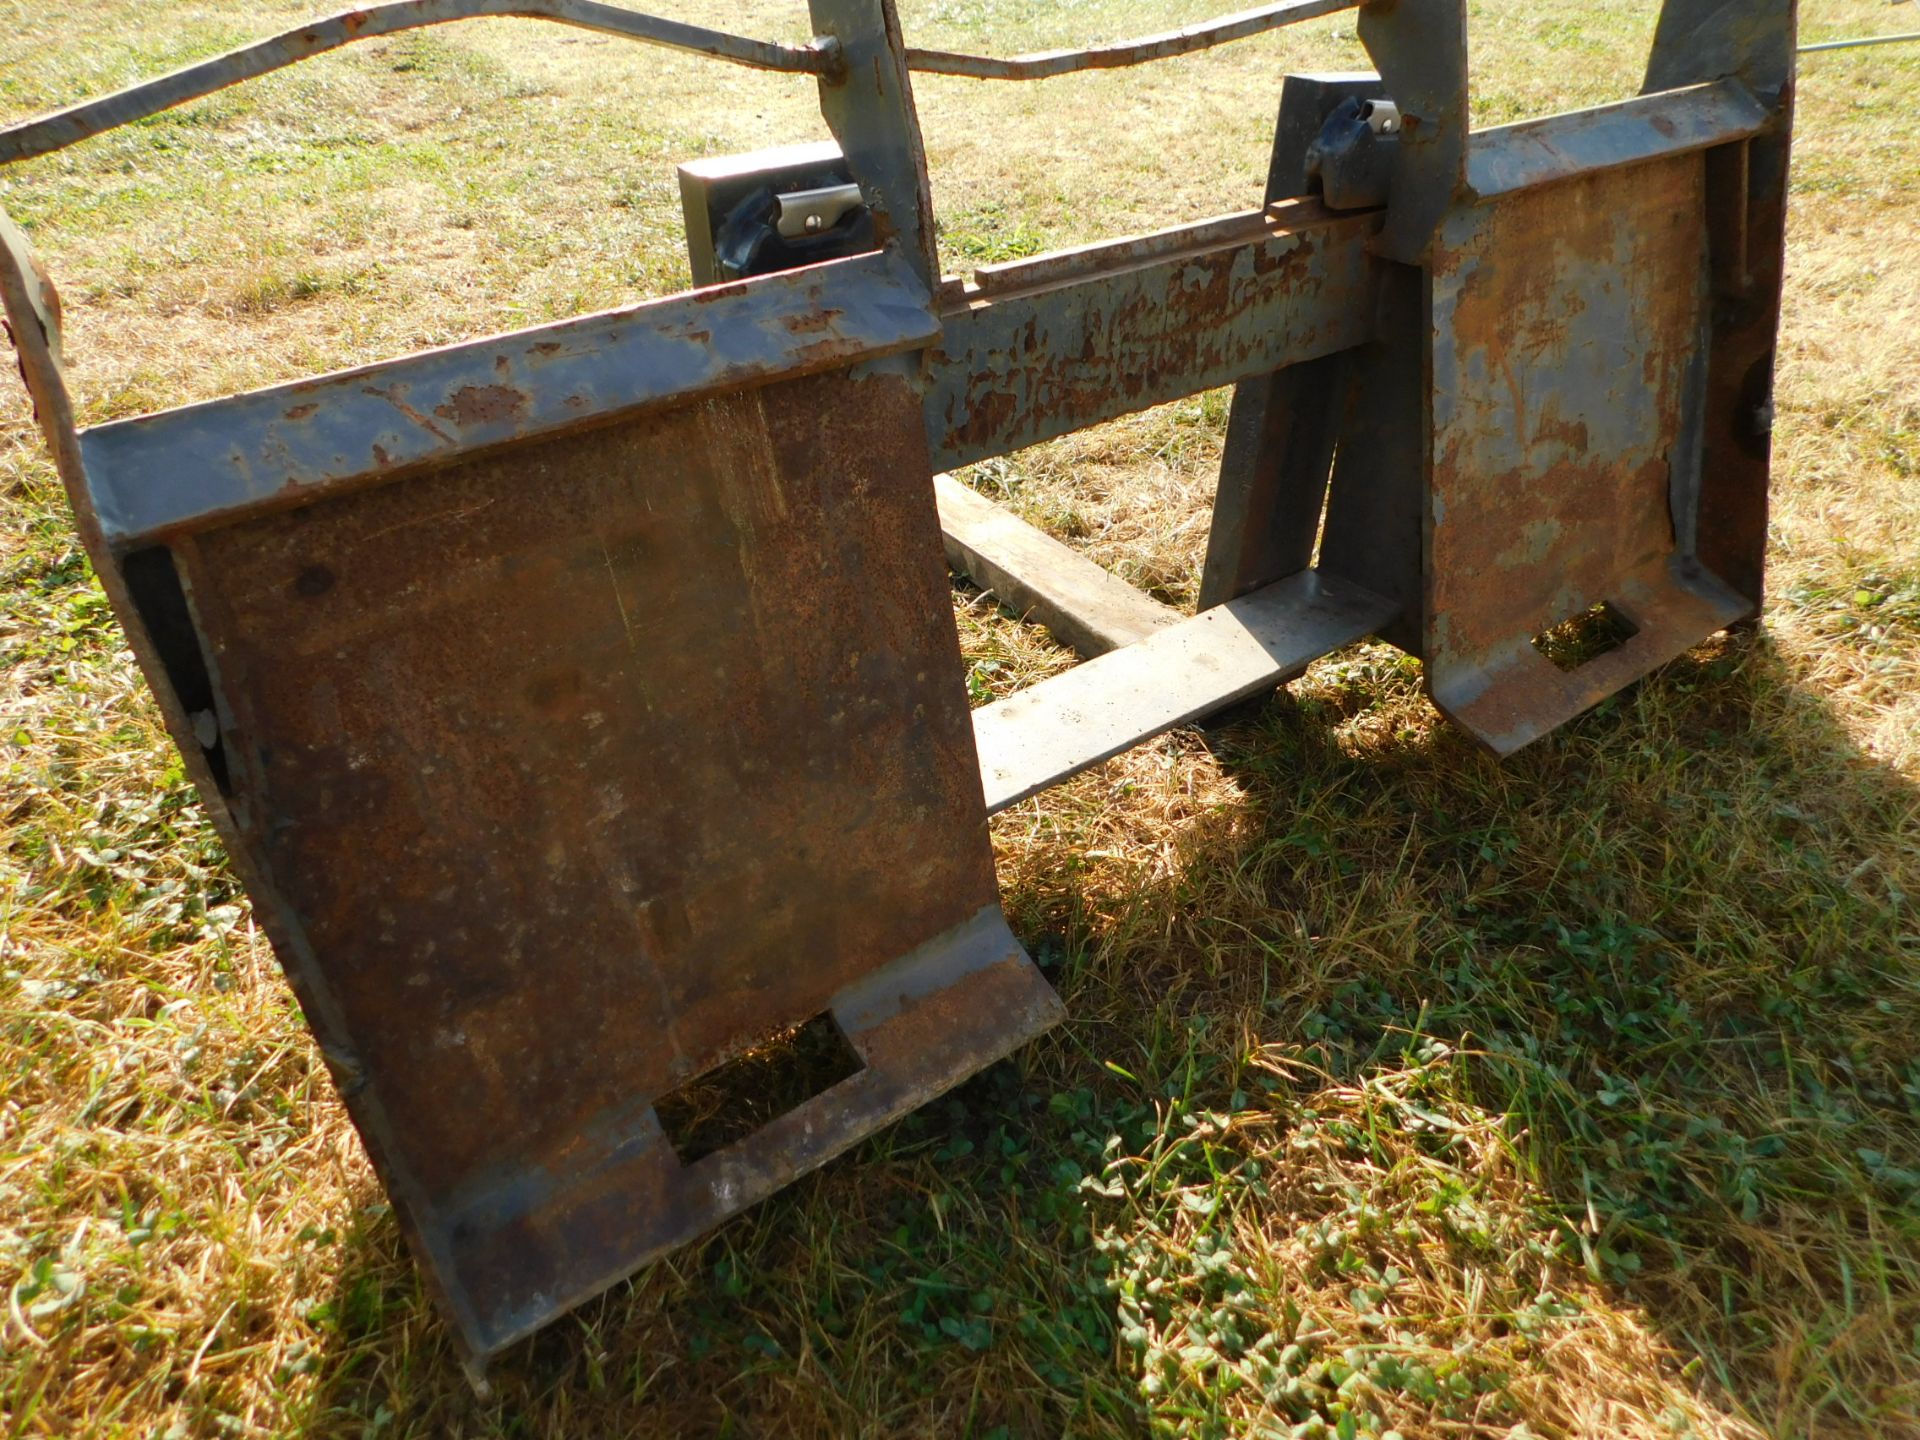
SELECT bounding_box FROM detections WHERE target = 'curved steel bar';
[904,0,1359,81]
[0,0,835,165]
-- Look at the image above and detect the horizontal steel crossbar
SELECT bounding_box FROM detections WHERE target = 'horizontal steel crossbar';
[928,199,1381,471]
[70,66,1753,551]
[75,201,1380,547]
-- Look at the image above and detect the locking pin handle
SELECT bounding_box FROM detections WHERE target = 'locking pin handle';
[776,183,868,239]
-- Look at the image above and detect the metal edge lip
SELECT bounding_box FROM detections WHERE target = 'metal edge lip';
[79,247,939,547]
[1466,79,1769,199]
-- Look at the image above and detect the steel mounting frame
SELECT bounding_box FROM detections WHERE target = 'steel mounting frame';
[0,0,1797,1375]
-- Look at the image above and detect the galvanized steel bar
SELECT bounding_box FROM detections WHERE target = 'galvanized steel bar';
[79,249,939,546]
[973,570,1397,813]
[0,0,836,166]
[1798,31,1920,54]
[903,0,1359,81]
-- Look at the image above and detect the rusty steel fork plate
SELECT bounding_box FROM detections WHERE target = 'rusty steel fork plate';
[0,222,1061,1368]
[1422,148,1753,755]
[174,372,1061,1360]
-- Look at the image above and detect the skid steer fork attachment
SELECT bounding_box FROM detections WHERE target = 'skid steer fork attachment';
[0,0,1795,1375]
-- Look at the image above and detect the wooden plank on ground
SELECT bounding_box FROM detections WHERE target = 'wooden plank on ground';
[973,570,1399,813]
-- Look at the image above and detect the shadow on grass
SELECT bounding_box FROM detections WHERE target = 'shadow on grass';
[297,1056,1141,1437]
[1144,630,1920,1436]
[295,630,1918,1437]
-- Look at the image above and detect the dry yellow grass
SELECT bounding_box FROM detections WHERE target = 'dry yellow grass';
[1,2,1917,1437]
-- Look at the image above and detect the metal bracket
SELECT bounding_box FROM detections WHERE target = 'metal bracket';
[776,182,867,237]
[1306,95,1401,210]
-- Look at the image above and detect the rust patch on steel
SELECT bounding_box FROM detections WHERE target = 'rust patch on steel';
[433,383,528,427]
[783,307,846,334]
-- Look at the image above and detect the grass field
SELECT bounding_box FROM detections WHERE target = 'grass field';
[2,1,1917,1436]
